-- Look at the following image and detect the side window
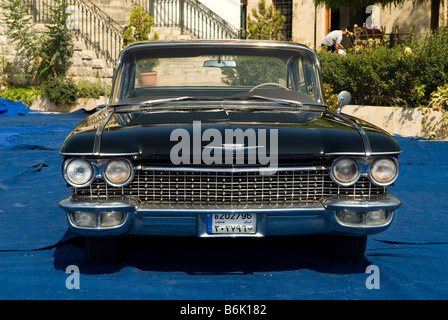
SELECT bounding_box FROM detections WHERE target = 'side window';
[302,58,316,98]
[288,55,319,102]
[120,56,136,101]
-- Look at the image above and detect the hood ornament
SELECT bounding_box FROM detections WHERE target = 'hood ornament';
[203,144,264,151]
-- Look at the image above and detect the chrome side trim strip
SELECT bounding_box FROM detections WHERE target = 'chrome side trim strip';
[325,151,402,156]
[93,110,114,156]
[60,152,140,157]
[328,110,372,157]
[60,152,95,156]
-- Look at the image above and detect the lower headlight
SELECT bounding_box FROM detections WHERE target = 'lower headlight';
[71,212,96,228]
[337,211,364,225]
[370,158,398,186]
[331,158,360,186]
[104,159,133,187]
[64,159,94,187]
[99,212,125,228]
[366,210,391,226]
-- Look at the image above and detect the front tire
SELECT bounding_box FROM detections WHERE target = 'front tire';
[325,235,367,262]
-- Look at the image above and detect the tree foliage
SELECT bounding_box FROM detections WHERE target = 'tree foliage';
[0,0,39,79]
[222,57,285,86]
[39,0,74,80]
[246,0,286,40]
[0,0,74,84]
[123,5,159,48]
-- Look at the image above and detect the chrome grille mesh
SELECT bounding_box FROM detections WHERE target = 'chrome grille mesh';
[73,167,386,207]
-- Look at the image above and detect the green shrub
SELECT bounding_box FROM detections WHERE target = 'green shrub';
[0,86,40,106]
[413,28,448,99]
[41,77,77,105]
[317,27,448,108]
[317,45,416,106]
[76,80,109,99]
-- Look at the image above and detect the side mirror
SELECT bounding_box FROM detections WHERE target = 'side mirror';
[337,91,352,113]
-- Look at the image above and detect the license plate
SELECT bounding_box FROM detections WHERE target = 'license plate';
[207,213,257,234]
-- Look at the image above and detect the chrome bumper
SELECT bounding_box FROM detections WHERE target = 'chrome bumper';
[59,194,401,237]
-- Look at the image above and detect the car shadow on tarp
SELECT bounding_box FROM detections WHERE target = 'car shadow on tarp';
[52,231,372,276]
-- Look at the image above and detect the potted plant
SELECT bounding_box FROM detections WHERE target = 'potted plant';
[137,58,160,86]
[123,6,160,86]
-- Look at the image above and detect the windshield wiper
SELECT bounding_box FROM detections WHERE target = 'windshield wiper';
[111,95,327,114]
[229,95,327,112]
[141,96,197,107]
[111,96,198,112]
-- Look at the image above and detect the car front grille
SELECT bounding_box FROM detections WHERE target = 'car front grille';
[72,167,386,208]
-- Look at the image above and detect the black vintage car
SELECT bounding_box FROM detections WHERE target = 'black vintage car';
[59,41,401,261]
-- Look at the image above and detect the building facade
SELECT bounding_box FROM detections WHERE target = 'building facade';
[245,0,448,49]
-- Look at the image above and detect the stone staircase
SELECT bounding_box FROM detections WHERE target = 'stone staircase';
[1,0,234,88]
[92,0,135,27]
[89,0,193,40]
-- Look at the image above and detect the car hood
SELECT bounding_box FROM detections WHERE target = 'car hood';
[60,107,401,160]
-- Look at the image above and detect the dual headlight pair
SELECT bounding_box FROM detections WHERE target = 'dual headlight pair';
[331,157,399,186]
[63,158,134,188]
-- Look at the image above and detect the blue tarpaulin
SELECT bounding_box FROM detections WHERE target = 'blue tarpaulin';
[0,98,447,300]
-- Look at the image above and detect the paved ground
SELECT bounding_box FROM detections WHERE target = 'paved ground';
[0,101,447,302]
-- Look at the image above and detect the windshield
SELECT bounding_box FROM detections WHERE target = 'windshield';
[113,44,325,106]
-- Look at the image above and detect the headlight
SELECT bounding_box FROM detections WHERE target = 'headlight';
[331,158,360,186]
[370,158,398,186]
[103,159,133,187]
[64,159,94,187]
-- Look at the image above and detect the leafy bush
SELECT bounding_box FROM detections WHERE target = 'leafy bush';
[317,27,448,108]
[41,77,78,105]
[323,83,339,111]
[412,28,448,98]
[317,45,416,106]
[76,80,109,99]
[0,86,40,106]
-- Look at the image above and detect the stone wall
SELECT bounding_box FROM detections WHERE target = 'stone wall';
[342,105,448,140]
[0,7,114,87]
[67,38,114,85]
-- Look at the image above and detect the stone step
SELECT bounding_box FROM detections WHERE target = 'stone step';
[93,0,135,27]
[152,27,194,40]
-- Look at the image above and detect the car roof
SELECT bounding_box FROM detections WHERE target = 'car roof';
[117,40,316,65]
